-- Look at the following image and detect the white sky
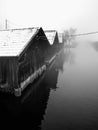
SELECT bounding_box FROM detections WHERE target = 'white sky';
[0,0,98,33]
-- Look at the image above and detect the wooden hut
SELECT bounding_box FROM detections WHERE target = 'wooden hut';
[44,30,63,59]
[58,33,64,44]
[44,30,59,45]
[0,27,50,96]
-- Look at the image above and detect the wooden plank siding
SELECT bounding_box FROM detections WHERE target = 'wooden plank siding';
[53,32,59,45]
[0,57,18,92]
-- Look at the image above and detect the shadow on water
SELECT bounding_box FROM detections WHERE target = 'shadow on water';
[0,50,65,130]
[55,49,66,72]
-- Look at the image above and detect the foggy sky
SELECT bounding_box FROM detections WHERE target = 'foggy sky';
[0,0,98,33]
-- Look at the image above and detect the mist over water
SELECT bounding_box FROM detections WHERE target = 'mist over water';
[42,35,98,130]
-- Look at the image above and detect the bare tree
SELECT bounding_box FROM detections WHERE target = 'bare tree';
[62,28,77,47]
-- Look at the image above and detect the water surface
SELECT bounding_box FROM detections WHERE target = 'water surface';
[42,37,98,130]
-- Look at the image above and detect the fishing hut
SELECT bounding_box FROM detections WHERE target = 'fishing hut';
[0,27,50,96]
[44,30,59,45]
[44,30,63,61]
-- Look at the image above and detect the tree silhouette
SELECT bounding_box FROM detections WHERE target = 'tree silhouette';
[62,28,77,47]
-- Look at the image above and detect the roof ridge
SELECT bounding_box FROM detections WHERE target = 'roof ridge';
[44,30,57,32]
[0,27,40,31]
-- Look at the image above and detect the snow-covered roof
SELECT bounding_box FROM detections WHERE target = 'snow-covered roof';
[45,30,57,45]
[0,28,39,56]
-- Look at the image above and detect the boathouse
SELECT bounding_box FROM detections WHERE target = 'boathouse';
[44,30,63,60]
[58,33,64,44]
[0,27,50,95]
[44,30,59,45]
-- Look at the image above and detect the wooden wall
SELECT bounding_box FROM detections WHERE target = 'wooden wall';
[18,29,50,84]
[0,57,18,92]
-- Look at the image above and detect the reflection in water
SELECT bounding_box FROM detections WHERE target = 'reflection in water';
[0,50,65,130]
[0,83,50,130]
[54,49,66,72]
[90,41,98,52]
[64,48,75,65]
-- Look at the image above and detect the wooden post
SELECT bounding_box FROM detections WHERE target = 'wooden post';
[5,19,8,30]
[12,58,21,97]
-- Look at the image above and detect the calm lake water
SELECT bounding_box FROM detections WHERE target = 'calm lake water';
[1,36,98,130]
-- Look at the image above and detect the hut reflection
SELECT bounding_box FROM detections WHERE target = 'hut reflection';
[0,80,50,130]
